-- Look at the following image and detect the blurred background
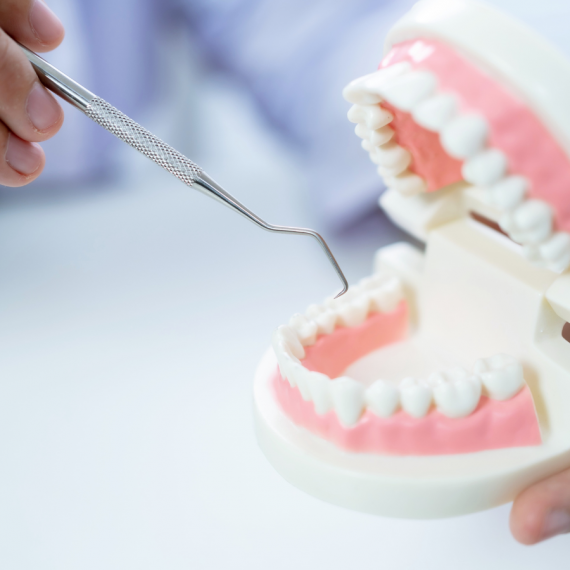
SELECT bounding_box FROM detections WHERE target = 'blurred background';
[1,0,570,568]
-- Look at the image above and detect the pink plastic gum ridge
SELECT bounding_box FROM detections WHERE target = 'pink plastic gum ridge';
[273,301,541,455]
[381,39,570,233]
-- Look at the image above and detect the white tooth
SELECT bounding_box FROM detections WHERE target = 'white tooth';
[500,200,553,245]
[347,105,365,124]
[342,62,412,104]
[361,139,373,152]
[331,377,365,426]
[289,313,318,346]
[372,142,411,171]
[272,339,297,387]
[355,123,370,140]
[412,93,457,132]
[360,273,391,291]
[432,371,481,418]
[377,162,410,178]
[379,71,437,111]
[337,295,370,327]
[474,354,524,401]
[275,325,305,359]
[539,232,570,261]
[369,125,394,146]
[306,303,324,319]
[366,380,400,418]
[385,171,428,196]
[489,176,528,211]
[307,372,333,415]
[368,277,403,313]
[295,365,314,401]
[462,149,507,186]
[548,251,570,273]
[315,309,337,335]
[440,114,489,159]
[357,105,393,130]
[399,377,432,418]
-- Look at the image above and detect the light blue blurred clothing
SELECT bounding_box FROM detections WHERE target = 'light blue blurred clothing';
[35,0,570,228]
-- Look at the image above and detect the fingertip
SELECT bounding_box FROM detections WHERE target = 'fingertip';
[29,0,65,50]
[5,133,44,181]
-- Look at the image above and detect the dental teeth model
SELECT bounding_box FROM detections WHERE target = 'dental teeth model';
[254,0,570,519]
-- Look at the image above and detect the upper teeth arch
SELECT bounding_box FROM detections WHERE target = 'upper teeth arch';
[342,64,570,274]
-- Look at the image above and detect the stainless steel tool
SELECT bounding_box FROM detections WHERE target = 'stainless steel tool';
[21,45,348,298]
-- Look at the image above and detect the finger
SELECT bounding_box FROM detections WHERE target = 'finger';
[0,28,63,143]
[0,0,64,52]
[0,124,45,186]
[510,468,570,544]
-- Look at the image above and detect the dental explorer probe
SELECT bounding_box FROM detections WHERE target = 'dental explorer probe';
[20,45,348,299]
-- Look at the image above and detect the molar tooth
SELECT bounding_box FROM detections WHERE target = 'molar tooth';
[331,377,365,426]
[337,295,370,327]
[315,309,337,335]
[366,380,399,418]
[432,371,481,418]
[386,171,428,196]
[489,176,528,211]
[369,277,403,313]
[342,62,412,104]
[474,354,524,400]
[539,232,570,262]
[368,125,394,146]
[275,325,305,359]
[379,70,438,111]
[462,149,508,186]
[440,114,489,159]
[399,377,432,418]
[412,93,457,131]
[500,200,553,245]
[373,141,412,171]
[307,372,333,415]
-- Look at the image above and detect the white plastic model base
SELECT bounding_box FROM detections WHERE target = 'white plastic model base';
[254,348,570,519]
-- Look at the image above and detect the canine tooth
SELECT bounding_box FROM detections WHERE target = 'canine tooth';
[294,365,314,401]
[489,176,528,211]
[369,277,403,312]
[369,125,394,146]
[276,325,305,359]
[500,200,553,245]
[366,380,400,418]
[399,377,432,418]
[474,354,524,401]
[462,149,507,186]
[289,314,318,345]
[412,93,458,131]
[315,310,337,335]
[331,377,365,426]
[440,114,488,159]
[386,171,427,196]
[305,372,332,415]
[337,296,370,327]
[373,141,412,171]
[432,370,481,418]
[379,71,437,111]
[355,123,370,140]
[342,62,412,104]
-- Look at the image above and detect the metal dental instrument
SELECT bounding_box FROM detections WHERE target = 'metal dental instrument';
[21,45,348,298]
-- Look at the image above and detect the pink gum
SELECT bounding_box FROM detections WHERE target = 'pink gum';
[382,39,570,233]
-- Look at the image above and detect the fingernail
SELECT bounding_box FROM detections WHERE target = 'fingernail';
[29,0,64,45]
[26,82,61,132]
[5,134,43,175]
[541,509,570,541]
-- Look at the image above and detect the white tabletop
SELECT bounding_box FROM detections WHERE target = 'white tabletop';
[0,74,567,569]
